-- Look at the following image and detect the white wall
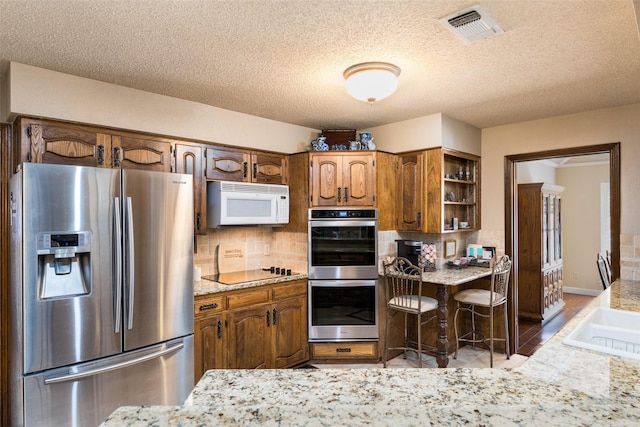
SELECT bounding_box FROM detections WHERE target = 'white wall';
[482,103,640,280]
[5,62,318,153]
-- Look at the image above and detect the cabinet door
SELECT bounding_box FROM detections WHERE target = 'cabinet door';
[175,143,206,234]
[19,119,110,167]
[251,152,288,184]
[310,154,342,206]
[397,152,424,230]
[111,135,172,171]
[194,313,226,382]
[205,147,250,181]
[342,154,375,206]
[272,296,308,368]
[227,305,271,369]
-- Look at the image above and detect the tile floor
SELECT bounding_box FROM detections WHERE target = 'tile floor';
[312,346,529,369]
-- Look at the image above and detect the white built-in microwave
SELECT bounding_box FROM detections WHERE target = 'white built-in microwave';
[207,180,289,227]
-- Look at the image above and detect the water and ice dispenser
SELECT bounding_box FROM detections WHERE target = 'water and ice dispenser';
[36,231,92,299]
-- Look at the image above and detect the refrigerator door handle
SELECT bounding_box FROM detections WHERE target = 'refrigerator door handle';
[125,196,135,330]
[44,342,185,385]
[113,197,123,334]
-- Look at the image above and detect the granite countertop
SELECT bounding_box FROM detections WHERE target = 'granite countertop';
[102,280,640,426]
[194,272,308,297]
[420,265,492,285]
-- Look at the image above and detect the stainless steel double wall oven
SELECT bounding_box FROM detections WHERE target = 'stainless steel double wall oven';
[308,208,379,342]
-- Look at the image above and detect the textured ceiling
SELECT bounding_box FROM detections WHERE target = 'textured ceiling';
[1,0,640,131]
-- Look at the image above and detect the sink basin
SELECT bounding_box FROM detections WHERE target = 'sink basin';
[562,307,640,360]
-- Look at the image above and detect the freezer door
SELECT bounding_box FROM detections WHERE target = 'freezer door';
[122,169,194,350]
[22,336,194,427]
[21,163,122,374]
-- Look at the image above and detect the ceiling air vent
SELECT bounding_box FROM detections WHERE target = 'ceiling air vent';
[440,4,504,44]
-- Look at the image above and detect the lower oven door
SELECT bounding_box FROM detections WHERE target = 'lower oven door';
[308,279,379,342]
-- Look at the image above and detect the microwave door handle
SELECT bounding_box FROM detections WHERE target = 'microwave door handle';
[125,197,135,330]
[113,197,122,334]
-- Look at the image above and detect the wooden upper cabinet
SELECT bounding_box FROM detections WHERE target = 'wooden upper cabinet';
[205,146,250,181]
[175,143,206,234]
[111,135,172,172]
[205,146,287,184]
[396,151,424,231]
[310,152,375,207]
[397,148,480,233]
[252,152,288,185]
[16,117,172,173]
[16,118,110,168]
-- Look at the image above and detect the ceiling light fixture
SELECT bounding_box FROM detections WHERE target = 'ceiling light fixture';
[343,62,401,103]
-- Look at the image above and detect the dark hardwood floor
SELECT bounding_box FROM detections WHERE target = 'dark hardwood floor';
[517,293,596,357]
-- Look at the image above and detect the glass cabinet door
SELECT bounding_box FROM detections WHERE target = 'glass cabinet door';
[543,194,549,265]
[555,197,562,261]
[548,195,555,264]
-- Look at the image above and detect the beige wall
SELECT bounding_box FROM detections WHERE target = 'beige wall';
[516,160,556,184]
[557,163,609,291]
[482,103,640,280]
[366,112,481,155]
[5,62,318,153]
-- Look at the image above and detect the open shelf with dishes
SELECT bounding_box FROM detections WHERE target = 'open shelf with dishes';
[441,152,479,232]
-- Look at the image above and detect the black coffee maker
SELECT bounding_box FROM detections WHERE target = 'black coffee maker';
[395,239,422,266]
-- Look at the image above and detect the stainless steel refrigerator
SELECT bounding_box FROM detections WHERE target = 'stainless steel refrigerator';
[8,163,195,426]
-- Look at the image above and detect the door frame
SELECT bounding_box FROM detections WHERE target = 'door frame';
[504,142,621,352]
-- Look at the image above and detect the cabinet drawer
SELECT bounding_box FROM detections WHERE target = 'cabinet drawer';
[194,295,225,318]
[272,280,307,300]
[310,342,378,360]
[227,288,270,309]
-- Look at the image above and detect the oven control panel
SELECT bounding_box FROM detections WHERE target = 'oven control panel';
[309,208,377,219]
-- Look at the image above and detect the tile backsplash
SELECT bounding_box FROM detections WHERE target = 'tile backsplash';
[194,227,308,276]
[195,228,640,282]
[195,227,507,278]
[620,234,640,281]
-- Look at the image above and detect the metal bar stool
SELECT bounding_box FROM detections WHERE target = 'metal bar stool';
[453,255,512,367]
[382,257,438,368]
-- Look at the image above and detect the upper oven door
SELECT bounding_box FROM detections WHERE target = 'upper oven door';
[308,218,378,280]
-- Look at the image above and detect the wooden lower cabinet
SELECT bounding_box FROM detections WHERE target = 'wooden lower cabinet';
[272,295,308,368]
[228,305,271,369]
[194,280,308,381]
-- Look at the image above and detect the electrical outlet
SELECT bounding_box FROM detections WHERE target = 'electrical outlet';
[264,244,270,256]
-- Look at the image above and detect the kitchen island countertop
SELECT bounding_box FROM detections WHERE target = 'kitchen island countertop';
[102,280,640,426]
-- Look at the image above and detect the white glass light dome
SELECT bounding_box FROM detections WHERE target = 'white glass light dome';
[343,62,401,103]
